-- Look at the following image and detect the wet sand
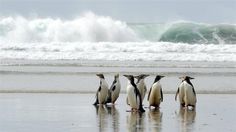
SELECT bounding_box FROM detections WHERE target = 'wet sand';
[0,93,235,132]
[0,60,236,131]
[1,60,236,93]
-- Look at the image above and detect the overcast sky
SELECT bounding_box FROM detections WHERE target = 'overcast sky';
[0,0,235,23]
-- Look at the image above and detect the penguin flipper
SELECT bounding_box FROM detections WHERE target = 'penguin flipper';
[111,85,116,91]
[137,90,145,112]
[93,97,99,105]
[175,87,179,101]
[192,87,196,96]
[93,91,99,105]
[135,87,145,112]
[93,86,101,105]
[147,87,152,101]
[144,85,147,95]
[160,87,163,102]
[126,97,130,105]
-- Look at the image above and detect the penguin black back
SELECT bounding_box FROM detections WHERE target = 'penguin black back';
[96,73,105,79]
[153,75,165,83]
[135,74,149,83]
[182,76,196,95]
[124,75,145,112]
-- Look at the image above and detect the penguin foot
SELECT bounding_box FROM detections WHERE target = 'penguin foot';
[126,108,138,112]
[186,105,195,111]
[154,106,160,110]
[139,107,145,112]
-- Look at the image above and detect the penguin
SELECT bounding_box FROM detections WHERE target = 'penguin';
[147,75,164,109]
[124,75,145,112]
[93,74,109,105]
[106,74,121,104]
[175,76,197,109]
[134,74,149,102]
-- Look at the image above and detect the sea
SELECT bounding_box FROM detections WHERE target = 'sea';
[0,12,236,93]
[0,12,236,61]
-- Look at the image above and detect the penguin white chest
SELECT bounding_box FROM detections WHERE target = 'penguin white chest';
[112,81,121,102]
[98,80,109,104]
[127,85,139,109]
[149,82,162,105]
[183,82,196,106]
[136,80,146,100]
[178,82,186,104]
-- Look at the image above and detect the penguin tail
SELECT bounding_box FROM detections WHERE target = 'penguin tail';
[105,90,112,104]
[139,107,145,112]
[93,98,99,105]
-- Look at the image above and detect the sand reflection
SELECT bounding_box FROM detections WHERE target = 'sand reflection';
[177,108,196,132]
[127,112,145,132]
[94,105,120,132]
[106,105,120,132]
[148,109,163,132]
[94,105,108,132]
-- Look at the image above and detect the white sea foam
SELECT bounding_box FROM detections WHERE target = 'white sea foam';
[1,12,236,62]
[0,12,138,43]
[1,42,236,62]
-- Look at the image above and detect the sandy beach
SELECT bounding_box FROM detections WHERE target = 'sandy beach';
[1,60,236,94]
[0,93,235,132]
[0,60,236,132]
[1,0,236,131]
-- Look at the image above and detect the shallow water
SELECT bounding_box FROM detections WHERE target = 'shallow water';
[1,60,236,93]
[0,93,235,132]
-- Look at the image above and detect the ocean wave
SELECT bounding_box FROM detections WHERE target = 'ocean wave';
[1,12,236,44]
[0,12,138,43]
[1,12,236,62]
[1,42,236,61]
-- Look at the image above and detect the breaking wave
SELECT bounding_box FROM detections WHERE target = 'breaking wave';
[1,12,236,62]
[0,12,138,43]
[0,12,236,44]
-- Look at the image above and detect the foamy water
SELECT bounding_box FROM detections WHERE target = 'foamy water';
[1,42,236,61]
[1,12,236,62]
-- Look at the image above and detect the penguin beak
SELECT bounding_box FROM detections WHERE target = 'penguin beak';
[160,75,165,78]
[115,74,119,78]
[189,77,195,79]
[123,75,129,78]
[179,76,185,80]
[96,74,101,77]
[96,74,104,78]
[144,74,150,78]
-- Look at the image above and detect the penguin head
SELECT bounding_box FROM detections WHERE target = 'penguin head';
[114,74,119,79]
[123,75,134,83]
[134,74,149,80]
[96,74,105,79]
[179,76,194,81]
[154,75,165,82]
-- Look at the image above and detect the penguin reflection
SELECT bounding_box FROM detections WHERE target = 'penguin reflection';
[178,108,196,132]
[94,105,108,132]
[148,109,163,132]
[127,112,145,132]
[106,105,120,132]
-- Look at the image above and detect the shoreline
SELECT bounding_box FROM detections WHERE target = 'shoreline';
[0,91,236,94]
[1,59,236,94]
[1,59,236,68]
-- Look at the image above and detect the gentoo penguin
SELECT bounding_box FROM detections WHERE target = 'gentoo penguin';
[124,75,145,112]
[106,74,121,104]
[134,74,149,102]
[147,75,164,109]
[93,74,109,105]
[175,76,197,109]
